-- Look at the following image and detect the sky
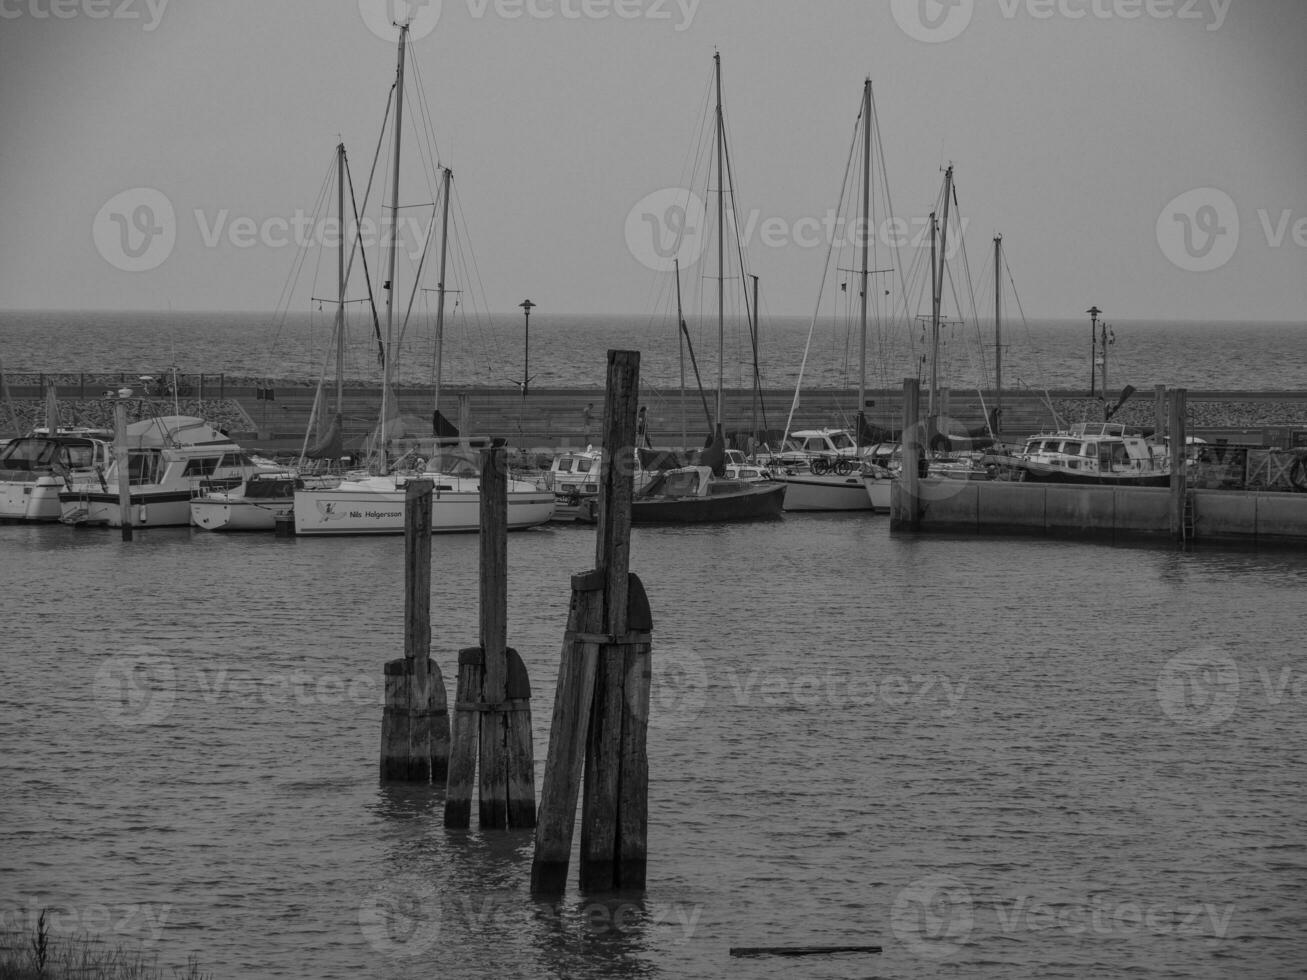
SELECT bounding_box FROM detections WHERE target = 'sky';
[0,0,1304,322]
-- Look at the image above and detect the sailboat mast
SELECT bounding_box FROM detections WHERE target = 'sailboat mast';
[929,164,954,419]
[674,257,688,449]
[929,210,938,417]
[857,77,871,447]
[380,22,408,473]
[994,233,1002,437]
[432,166,451,424]
[714,50,725,429]
[749,273,759,442]
[335,141,346,422]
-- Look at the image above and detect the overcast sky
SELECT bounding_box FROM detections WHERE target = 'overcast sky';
[1,0,1303,321]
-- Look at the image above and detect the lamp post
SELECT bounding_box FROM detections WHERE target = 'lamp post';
[519,299,536,397]
[1087,305,1101,397]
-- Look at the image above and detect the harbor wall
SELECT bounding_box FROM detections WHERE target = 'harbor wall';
[895,479,1307,547]
[8,378,1307,454]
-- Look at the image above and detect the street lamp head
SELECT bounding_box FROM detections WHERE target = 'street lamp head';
[520,299,535,314]
[1087,305,1101,320]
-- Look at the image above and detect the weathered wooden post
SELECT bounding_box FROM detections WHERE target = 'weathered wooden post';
[457,394,471,449]
[532,349,652,895]
[892,377,921,531]
[1169,388,1188,542]
[443,448,536,829]
[380,479,450,781]
[1154,384,1166,438]
[113,394,133,542]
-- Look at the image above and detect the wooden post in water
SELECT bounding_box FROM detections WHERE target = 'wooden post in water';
[457,394,471,449]
[443,448,536,829]
[1169,388,1188,542]
[533,349,652,896]
[113,395,133,542]
[380,479,450,781]
[1154,385,1166,438]
[893,378,921,531]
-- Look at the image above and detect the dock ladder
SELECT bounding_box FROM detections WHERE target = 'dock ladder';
[1182,489,1197,543]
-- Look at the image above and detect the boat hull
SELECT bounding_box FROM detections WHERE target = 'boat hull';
[775,472,874,512]
[191,496,291,532]
[864,475,893,513]
[57,489,196,528]
[996,461,1171,487]
[0,478,66,522]
[292,485,555,534]
[630,482,786,524]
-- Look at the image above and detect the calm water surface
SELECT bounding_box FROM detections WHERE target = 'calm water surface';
[2,517,1305,978]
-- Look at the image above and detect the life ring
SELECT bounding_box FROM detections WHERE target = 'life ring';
[1290,456,1307,492]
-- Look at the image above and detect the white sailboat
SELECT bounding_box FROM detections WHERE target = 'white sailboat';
[772,78,898,512]
[292,21,553,535]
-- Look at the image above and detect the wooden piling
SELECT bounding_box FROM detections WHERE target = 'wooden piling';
[1154,384,1166,438]
[379,480,450,782]
[113,397,132,542]
[893,378,921,530]
[1169,388,1188,542]
[442,449,536,829]
[533,349,651,896]
[477,447,510,828]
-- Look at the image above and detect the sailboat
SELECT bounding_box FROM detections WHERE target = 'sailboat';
[292,22,553,535]
[769,78,897,512]
[630,52,785,525]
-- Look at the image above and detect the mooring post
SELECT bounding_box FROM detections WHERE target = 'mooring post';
[380,479,450,782]
[893,377,921,530]
[1169,388,1188,542]
[113,395,133,542]
[533,349,651,896]
[443,449,536,829]
[1154,384,1166,438]
[458,394,471,449]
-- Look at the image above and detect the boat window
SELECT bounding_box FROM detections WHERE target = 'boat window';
[557,458,573,473]
[0,439,54,470]
[664,471,700,497]
[127,450,162,485]
[803,438,826,452]
[183,456,221,477]
[1062,441,1081,456]
[576,458,593,473]
[1042,440,1059,453]
[62,444,96,468]
[1082,442,1097,457]
[829,432,855,450]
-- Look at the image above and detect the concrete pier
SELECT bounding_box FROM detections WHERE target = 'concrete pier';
[894,479,1307,548]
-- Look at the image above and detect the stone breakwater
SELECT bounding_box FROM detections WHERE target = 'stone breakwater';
[2,397,253,437]
[1049,398,1307,432]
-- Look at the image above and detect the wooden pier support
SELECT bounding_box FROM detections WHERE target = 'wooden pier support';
[891,378,922,530]
[532,349,653,896]
[1169,388,1188,542]
[113,396,133,541]
[443,448,536,829]
[380,479,451,782]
